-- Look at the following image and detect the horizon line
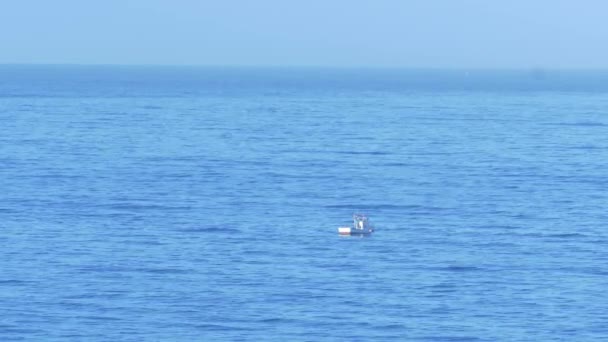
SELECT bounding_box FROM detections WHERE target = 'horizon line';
[1,62,608,72]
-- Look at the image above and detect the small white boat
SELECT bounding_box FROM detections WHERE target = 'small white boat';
[338,214,374,235]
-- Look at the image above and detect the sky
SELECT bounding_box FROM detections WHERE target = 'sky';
[1,0,607,68]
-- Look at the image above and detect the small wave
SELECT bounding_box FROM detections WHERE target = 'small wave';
[568,145,605,150]
[438,266,482,272]
[101,203,192,211]
[547,233,588,238]
[331,150,391,155]
[381,162,416,166]
[261,171,328,180]
[545,121,608,127]
[517,232,588,239]
[78,265,190,274]
[325,204,450,211]
[119,239,166,246]
[376,323,407,330]
[419,337,481,342]
[477,224,520,230]
[29,174,84,179]
[140,105,163,110]
[1,328,45,334]
[191,323,253,331]
[177,227,241,234]
[257,317,296,324]
[144,155,206,162]
[74,315,122,321]
[0,279,33,285]
[137,267,191,275]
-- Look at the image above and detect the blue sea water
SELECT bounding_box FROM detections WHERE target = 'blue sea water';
[2,65,608,341]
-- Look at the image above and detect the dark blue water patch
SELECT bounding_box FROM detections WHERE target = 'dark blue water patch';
[186,323,255,331]
[325,204,454,212]
[97,203,193,211]
[143,155,211,163]
[61,291,129,300]
[471,241,519,249]
[475,224,521,230]
[380,162,418,167]
[260,171,331,180]
[77,264,191,275]
[544,233,589,239]
[139,105,163,110]
[417,337,482,342]
[584,269,608,276]
[0,279,35,285]
[137,267,193,275]
[330,150,392,155]
[511,232,591,241]
[566,144,606,150]
[72,315,123,322]
[176,226,241,234]
[374,323,408,330]
[544,121,608,127]
[408,151,467,156]
[22,174,86,181]
[117,239,167,246]
[256,317,298,324]
[0,328,46,335]
[435,266,484,272]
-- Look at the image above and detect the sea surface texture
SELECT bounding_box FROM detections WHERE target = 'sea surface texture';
[2,66,608,341]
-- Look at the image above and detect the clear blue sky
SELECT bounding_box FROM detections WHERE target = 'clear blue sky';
[2,0,607,68]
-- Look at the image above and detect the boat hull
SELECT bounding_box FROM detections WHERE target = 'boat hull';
[338,227,352,235]
[338,227,373,235]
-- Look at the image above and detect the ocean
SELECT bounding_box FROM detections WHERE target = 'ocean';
[2,65,608,341]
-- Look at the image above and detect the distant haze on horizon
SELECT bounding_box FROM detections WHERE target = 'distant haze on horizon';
[2,0,607,69]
